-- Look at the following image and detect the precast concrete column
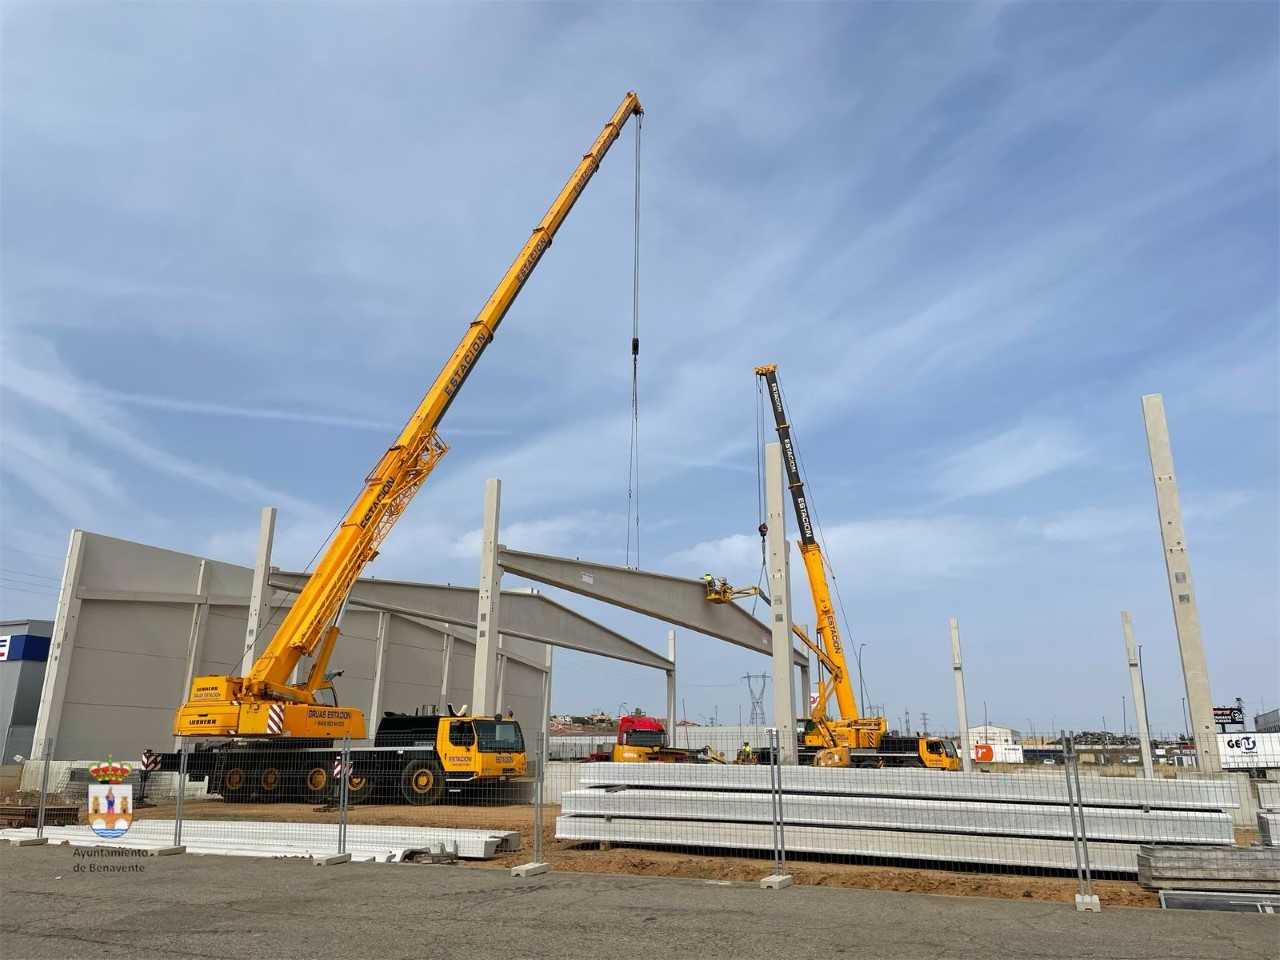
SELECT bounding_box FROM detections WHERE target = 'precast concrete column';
[239,507,277,676]
[32,529,86,760]
[368,611,390,735]
[1121,611,1155,778]
[764,442,799,764]
[1141,394,1220,772]
[439,629,454,711]
[176,560,211,749]
[471,479,502,716]
[799,647,812,720]
[665,629,677,733]
[949,617,972,772]
[541,642,553,753]
[494,636,507,715]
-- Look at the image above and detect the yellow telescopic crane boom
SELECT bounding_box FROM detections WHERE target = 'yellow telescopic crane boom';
[754,364,860,723]
[176,92,644,739]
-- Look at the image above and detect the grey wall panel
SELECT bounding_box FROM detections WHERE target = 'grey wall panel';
[199,607,251,674]
[78,533,206,593]
[76,600,192,662]
[37,531,548,760]
[376,614,441,716]
[58,700,174,760]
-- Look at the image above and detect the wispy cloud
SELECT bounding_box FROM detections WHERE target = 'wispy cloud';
[90,386,509,436]
[933,420,1089,500]
[1,335,323,519]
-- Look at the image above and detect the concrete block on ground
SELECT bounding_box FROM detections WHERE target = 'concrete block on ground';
[511,862,549,878]
[152,845,185,856]
[760,874,793,890]
[1075,894,1101,912]
[14,837,48,846]
[315,853,351,866]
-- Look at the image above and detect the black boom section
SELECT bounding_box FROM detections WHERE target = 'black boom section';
[760,369,817,546]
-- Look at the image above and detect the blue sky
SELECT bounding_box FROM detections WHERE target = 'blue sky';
[2,2,1276,734]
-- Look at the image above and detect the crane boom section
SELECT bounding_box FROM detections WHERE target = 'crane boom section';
[754,364,859,722]
[244,92,644,696]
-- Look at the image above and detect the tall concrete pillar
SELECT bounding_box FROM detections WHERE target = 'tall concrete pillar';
[176,560,211,750]
[764,442,799,764]
[665,629,677,732]
[949,617,972,772]
[239,506,277,676]
[1142,394,1220,772]
[1121,611,1155,778]
[799,654,812,720]
[541,642,554,753]
[494,638,507,716]
[368,611,389,736]
[32,529,86,760]
[438,629,454,712]
[471,478,502,716]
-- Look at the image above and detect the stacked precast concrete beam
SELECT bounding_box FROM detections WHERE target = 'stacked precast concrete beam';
[556,764,1241,876]
[2,820,520,861]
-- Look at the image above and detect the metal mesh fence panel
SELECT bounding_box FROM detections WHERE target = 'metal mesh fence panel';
[549,725,1258,899]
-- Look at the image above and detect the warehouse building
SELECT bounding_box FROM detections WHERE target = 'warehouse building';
[0,618,52,762]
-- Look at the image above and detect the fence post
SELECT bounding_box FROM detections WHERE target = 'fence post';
[512,732,549,877]
[173,747,187,849]
[761,727,792,889]
[338,738,350,855]
[1063,733,1100,912]
[318,740,352,866]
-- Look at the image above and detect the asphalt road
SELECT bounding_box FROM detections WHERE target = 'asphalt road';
[1,845,1276,960]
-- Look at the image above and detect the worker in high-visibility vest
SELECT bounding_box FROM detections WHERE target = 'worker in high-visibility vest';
[736,741,755,764]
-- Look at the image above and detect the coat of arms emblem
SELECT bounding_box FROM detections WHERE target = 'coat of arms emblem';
[87,757,133,839]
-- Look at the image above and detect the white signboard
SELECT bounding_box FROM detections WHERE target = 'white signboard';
[1218,732,1280,769]
[0,635,9,661]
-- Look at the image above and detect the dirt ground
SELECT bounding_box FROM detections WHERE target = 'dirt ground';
[122,798,1158,908]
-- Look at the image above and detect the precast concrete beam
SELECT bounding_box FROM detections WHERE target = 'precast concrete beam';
[495,550,808,668]
[269,574,666,670]
[559,789,1235,844]
[576,763,1241,810]
[554,816,1139,874]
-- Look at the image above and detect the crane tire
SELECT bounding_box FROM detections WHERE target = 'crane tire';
[400,757,445,805]
[219,764,253,803]
[253,764,285,801]
[345,770,375,805]
[301,764,331,803]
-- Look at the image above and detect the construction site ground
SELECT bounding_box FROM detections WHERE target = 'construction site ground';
[4,844,1276,960]
[123,798,1165,907]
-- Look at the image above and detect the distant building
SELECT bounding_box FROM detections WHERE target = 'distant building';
[0,619,53,763]
[1255,708,1280,734]
[968,723,1019,745]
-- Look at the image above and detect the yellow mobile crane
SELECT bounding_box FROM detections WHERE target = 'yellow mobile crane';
[164,93,644,803]
[750,364,959,771]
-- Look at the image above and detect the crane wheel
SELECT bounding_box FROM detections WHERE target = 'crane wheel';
[301,765,330,802]
[219,765,252,803]
[345,770,375,805]
[400,758,445,805]
[254,765,284,800]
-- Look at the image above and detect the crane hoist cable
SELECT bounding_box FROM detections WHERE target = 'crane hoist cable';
[750,374,769,618]
[625,113,643,568]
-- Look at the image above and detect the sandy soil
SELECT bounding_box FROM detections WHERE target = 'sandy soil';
[124,799,1158,907]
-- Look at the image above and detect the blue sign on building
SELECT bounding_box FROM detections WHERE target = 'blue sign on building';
[0,634,51,662]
